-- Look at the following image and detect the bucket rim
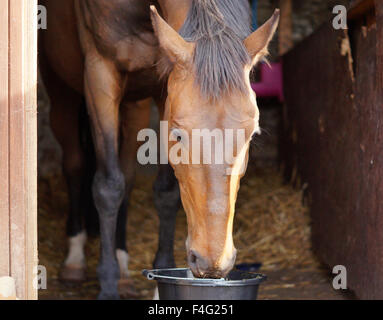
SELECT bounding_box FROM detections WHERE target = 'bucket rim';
[142,268,267,287]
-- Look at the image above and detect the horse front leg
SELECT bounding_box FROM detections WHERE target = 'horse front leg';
[152,96,181,270]
[152,164,180,300]
[41,62,89,282]
[153,164,181,269]
[84,52,125,300]
[116,98,151,299]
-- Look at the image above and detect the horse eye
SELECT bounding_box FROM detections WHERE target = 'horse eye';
[171,129,183,142]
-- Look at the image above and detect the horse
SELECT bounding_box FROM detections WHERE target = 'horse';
[39,0,279,299]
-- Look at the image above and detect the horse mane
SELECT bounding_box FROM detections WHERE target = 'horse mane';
[179,0,252,100]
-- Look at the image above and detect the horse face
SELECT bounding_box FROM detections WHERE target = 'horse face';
[151,6,279,278]
[166,74,259,278]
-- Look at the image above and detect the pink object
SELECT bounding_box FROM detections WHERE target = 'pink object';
[251,62,284,102]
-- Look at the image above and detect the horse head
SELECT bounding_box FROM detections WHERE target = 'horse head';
[151,2,279,279]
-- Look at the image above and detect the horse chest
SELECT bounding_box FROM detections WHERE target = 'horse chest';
[123,67,165,101]
[114,34,160,73]
[80,0,159,73]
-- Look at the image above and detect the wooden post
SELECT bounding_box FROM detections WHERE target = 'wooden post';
[0,0,10,280]
[23,0,38,300]
[279,0,293,55]
[0,0,38,300]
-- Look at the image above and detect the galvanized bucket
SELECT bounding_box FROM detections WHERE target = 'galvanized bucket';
[143,268,267,300]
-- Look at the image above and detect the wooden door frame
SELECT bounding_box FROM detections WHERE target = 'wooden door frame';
[0,0,38,300]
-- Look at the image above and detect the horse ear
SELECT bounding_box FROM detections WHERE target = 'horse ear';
[150,5,194,65]
[244,9,280,65]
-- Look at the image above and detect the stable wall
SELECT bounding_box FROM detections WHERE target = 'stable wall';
[283,0,383,299]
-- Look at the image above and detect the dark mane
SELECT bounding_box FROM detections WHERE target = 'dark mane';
[179,0,252,99]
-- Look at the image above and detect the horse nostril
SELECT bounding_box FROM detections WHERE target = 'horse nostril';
[188,250,210,276]
[188,250,200,265]
[190,252,197,264]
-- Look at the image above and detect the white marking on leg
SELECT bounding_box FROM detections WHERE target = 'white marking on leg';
[116,249,130,279]
[153,286,159,300]
[64,231,87,268]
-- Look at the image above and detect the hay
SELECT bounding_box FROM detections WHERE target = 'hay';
[234,167,320,271]
[38,165,320,300]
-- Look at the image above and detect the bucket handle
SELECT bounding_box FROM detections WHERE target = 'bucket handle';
[142,269,156,280]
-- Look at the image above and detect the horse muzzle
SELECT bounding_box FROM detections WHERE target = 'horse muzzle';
[187,249,237,279]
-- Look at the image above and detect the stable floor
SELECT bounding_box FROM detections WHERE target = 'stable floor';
[37,164,354,300]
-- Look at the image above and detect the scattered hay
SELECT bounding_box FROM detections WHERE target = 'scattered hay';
[234,167,320,271]
[38,165,320,300]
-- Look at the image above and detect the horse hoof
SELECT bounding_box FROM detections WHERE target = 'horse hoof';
[98,291,121,300]
[118,279,140,299]
[59,265,87,284]
[153,286,159,300]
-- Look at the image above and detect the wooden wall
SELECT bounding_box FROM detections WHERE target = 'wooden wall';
[282,1,383,299]
[0,0,38,300]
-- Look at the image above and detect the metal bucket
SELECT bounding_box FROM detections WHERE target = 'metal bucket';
[143,268,267,300]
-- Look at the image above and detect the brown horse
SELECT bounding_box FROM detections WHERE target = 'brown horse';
[39,0,279,299]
